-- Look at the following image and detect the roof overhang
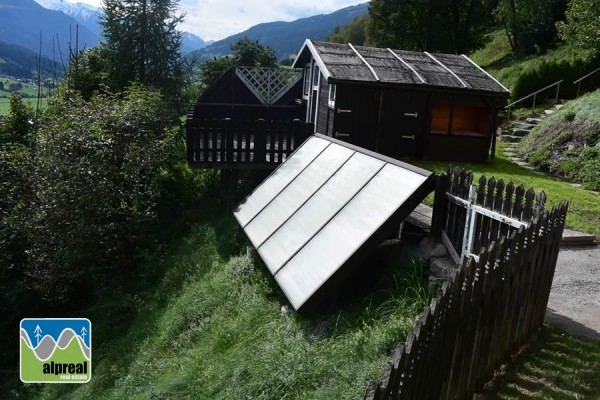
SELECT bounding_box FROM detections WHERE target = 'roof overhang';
[234,134,435,314]
[292,39,333,81]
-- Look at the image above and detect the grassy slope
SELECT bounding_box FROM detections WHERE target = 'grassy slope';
[476,325,600,399]
[0,75,48,115]
[412,142,600,237]
[20,204,433,400]
[518,91,600,190]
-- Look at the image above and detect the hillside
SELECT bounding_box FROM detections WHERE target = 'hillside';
[188,3,369,62]
[518,91,600,191]
[0,0,99,57]
[0,42,63,79]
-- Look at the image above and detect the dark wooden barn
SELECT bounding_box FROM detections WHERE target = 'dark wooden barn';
[186,66,313,169]
[292,40,510,161]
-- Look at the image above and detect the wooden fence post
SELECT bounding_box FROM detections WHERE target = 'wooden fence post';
[431,173,449,239]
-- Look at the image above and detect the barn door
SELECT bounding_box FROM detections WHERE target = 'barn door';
[379,91,428,158]
[332,86,380,150]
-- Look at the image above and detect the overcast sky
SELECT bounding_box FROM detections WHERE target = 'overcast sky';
[67,0,367,41]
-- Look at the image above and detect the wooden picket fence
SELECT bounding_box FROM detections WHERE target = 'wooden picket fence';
[364,168,568,400]
[431,166,547,263]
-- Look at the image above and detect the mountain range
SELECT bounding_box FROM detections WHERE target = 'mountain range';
[0,0,98,58]
[189,3,369,62]
[0,0,369,79]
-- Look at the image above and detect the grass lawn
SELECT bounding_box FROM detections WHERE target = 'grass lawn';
[0,98,48,115]
[19,202,436,400]
[412,141,600,238]
[476,324,600,399]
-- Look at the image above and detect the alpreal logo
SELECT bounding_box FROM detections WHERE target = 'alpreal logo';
[20,318,91,383]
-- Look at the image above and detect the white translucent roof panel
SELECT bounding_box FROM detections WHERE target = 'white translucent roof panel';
[258,152,385,275]
[234,134,434,312]
[234,136,330,227]
[244,144,354,247]
[275,164,428,309]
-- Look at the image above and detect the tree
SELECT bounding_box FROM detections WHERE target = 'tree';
[65,46,111,100]
[495,0,567,56]
[0,93,35,146]
[557,0,600,56]
[101,0,184,98]
[198,38,277,90]
[367,0,493,53]
[327,15,369,45]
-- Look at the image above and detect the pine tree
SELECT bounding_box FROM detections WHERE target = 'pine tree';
[101,0,184,98]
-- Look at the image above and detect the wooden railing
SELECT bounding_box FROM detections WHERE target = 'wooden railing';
[365,167,568,400]
[186,118,313,169]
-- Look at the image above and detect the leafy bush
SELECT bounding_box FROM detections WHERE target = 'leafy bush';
[491,47,600,100]
[24,85,177,304]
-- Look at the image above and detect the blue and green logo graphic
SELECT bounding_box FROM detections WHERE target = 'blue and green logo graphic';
[20,318,91,383]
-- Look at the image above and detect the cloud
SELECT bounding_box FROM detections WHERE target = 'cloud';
[177,0,367,41]
[65,0,367,41]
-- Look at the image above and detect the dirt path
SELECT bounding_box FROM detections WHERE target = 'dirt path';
[545,245,600,340]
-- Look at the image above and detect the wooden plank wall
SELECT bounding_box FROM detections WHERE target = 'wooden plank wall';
[365,170,567,400]
[187,118,313,169]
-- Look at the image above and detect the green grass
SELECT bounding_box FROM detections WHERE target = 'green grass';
[0,98,48,115]
[487,45,593,93]
[476,324,600,399]
[412,142,600,237]
[15,204,435,400]
[470,30,513,68]
[0,76,41,97]
[518,91,600,191]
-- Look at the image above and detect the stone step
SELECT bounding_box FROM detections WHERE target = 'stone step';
[544,109,554,115]
[501,135,522,143]
[561,229,597,246]
[526,117,543,125]
[512,128,531,137]
[512,122,536,130]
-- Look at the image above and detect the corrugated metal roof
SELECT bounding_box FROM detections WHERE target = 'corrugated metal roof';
[234,134,434,313]
[293,40,509,95]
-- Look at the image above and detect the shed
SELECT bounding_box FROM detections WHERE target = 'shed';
[292,40,510,161]
[186,67,313,169]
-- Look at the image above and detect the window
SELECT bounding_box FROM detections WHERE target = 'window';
[328,84,336,108]
[303,66,311,98]
[312,66,320,88]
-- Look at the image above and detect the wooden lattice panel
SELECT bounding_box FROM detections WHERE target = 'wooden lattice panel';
[236,67,302,105]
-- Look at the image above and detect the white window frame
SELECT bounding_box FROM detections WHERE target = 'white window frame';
[312,65,320,89]
[328,84,336,108]
[302,65,311,99]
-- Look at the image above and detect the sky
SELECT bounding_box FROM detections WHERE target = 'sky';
[67,0,367,41]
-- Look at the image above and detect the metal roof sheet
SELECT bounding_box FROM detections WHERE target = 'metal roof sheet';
[234,134,434,313]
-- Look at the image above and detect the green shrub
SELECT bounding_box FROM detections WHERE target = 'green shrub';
[24,85,177,304]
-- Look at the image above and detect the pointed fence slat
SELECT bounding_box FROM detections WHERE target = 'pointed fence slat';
[367,168,567,400]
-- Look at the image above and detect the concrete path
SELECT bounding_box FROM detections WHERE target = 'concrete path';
[545,245,600,340]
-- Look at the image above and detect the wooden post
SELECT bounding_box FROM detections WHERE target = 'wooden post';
[431,173,449,239]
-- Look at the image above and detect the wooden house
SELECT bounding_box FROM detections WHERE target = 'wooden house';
[292,40,510,161]
[186,66,313,169]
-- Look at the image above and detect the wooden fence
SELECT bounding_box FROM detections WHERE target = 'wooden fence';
[186,118,313,169]
[432,166,547,263]
[364,168,568,400]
